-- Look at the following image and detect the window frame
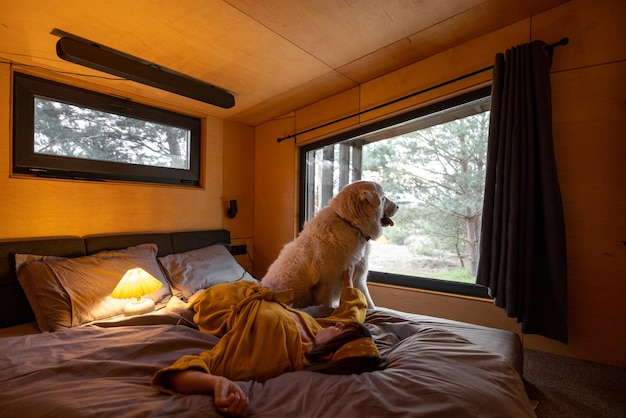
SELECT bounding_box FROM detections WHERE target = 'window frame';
[12,72,202,186]
[299,86,492,298]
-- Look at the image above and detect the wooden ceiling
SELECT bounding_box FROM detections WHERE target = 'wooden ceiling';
[1,0,567,126]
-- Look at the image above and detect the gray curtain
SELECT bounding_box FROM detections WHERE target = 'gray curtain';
[477,41,568,343]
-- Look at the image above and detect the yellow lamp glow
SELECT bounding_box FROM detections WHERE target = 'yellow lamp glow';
[111,268,162,316]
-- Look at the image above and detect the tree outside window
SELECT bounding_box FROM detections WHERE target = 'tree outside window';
[302,93,490,285]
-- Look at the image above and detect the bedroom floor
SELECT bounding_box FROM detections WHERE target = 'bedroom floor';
[523,349,626,418]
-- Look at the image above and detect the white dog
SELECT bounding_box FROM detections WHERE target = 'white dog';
[261,180,398,309]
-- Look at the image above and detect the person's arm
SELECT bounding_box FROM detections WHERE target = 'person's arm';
[167,370,249,417]
[317,266,367,326]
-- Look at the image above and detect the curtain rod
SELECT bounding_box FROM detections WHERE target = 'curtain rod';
[276,37,569,143]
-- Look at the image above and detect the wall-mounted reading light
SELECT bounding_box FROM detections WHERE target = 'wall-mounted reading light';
[227,200,238,219]
[52,29,235,109]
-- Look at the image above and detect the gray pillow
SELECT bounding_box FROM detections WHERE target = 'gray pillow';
[159,244,256,300]
[16,243,170,332]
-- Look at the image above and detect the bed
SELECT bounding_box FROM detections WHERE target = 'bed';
[0,229,536,417]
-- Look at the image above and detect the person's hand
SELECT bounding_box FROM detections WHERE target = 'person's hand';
[213,376,249,417]
[166,370,249,416]
[343,265,355,288]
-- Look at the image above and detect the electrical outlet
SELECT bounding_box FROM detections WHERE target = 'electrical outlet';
[230,244,247,256]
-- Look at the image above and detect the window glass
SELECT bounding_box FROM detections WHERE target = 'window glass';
[301,88,490,291]
[13,73,201,185]
[34,98,191,169]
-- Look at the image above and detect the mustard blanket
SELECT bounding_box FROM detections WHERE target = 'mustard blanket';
[152,281,367,390]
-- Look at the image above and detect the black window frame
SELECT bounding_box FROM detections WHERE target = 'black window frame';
[299,86,492,298]
[12,72,202,186]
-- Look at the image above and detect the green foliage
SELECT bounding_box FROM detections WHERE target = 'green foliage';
[362,111,490,277]
[305,98,491,283]
[431,268,476,283]
[34,98,188,168]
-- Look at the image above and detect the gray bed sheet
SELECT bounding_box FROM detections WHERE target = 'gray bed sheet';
[0,308,535,418]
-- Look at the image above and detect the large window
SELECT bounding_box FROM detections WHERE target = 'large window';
[13,73,201,185]
[300,87,491,297]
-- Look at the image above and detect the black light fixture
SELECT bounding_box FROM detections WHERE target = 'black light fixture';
[226,200,238,219]
[52,29,235,109]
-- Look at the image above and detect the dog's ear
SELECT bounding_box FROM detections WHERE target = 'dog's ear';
[360,189,380,206]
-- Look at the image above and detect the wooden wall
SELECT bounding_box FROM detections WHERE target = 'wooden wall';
[253,0,626,367]
[0,66,256,270]
[0,0,623,367]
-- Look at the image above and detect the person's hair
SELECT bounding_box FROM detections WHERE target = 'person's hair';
[304,322,385,375]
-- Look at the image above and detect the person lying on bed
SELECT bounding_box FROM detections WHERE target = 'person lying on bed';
[152,266,382,417]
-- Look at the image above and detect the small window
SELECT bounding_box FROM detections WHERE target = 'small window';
[300,87,491,297]
[13,73,201,186]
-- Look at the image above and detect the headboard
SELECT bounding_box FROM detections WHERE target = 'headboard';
[0,229,231,328]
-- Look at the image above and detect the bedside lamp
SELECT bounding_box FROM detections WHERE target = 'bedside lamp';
[111,268,162,316]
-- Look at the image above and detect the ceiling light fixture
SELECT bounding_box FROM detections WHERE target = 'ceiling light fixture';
[52,29,235,109]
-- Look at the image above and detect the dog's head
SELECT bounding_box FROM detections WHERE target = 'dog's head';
[329,180,398,240]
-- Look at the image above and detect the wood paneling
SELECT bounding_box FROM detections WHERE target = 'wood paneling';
[295,87,361,144]
[369,283,522,333]
[2,0,624,366]
[253,116,297,279]
[226,0,485,68]
[1,0,568,126]
[0,67,257,258]
[0,66,235,240]
[359,21,529,123]
[538,60,626,365]
[223,120,255,240]
[254,0,626,366]
[532,0,626,71]
[338,0,568,84]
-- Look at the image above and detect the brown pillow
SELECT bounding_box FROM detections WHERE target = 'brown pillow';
[16,243,170,332]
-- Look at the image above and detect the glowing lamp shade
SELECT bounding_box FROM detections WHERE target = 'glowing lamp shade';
[111,268,162,316]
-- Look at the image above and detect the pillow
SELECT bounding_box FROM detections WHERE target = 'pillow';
[16,243,171,332]
[158,244,256,300]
